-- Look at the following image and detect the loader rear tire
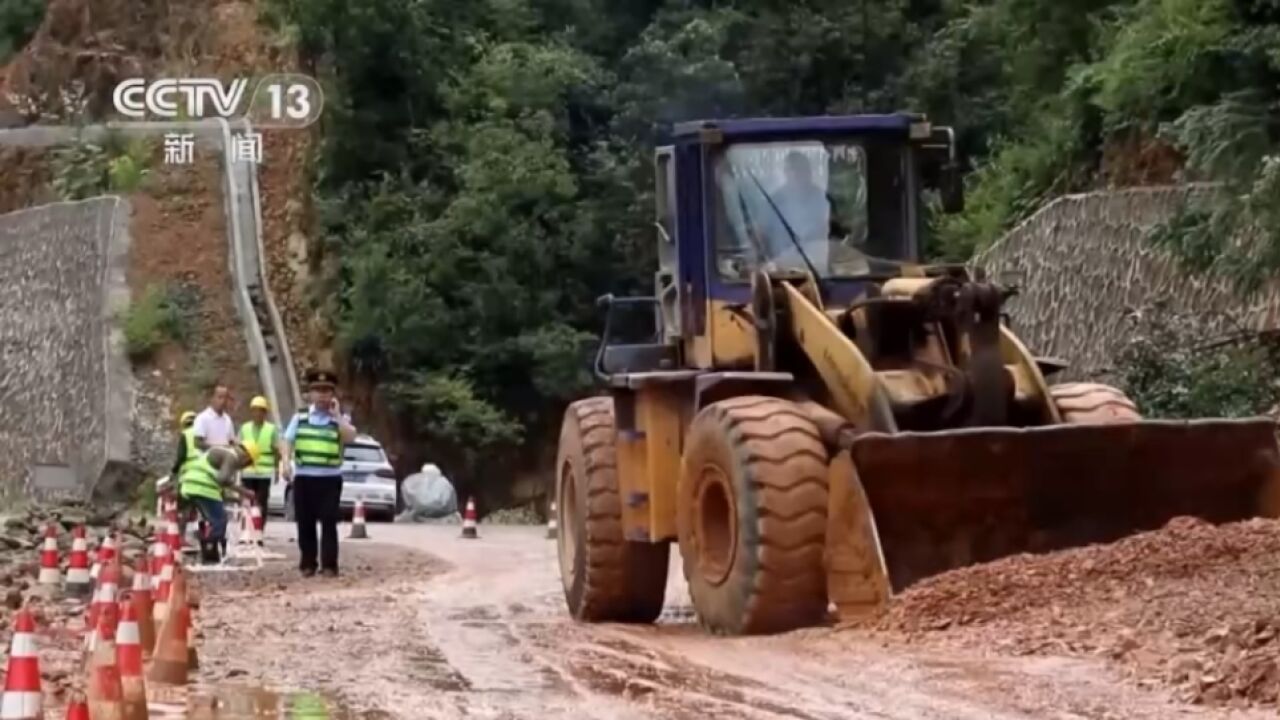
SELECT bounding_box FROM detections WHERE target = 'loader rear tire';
[678,396,829,635]
[556,397,669,624]
[1050,382,1141,424]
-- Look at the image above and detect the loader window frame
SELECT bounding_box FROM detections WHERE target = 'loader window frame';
[710,136,915,283]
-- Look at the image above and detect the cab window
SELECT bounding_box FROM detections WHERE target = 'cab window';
[712,139,909,281]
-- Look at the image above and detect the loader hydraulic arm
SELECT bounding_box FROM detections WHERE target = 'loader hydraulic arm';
[778,283,897,432]
[775,274,1065,430]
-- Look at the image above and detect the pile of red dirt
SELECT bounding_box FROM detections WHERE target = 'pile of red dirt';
[866,516,1280,708]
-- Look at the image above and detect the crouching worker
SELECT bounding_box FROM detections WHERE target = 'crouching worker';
[179,439,261,564]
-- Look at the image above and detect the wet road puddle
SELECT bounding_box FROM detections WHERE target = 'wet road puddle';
[145,683,370,719]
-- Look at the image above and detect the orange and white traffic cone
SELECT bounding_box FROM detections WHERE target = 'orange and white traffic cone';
[63,694,89,720]
[461,498,479,539]
[163,510,181,557]
[148,537,171,589]
[37,522,61,588]
[185,603,198,672]
[88,538,102,588]
[1,609,42,720]
[87,606,124,720]
[129,558,156,659]
[349,500,369,540]
[148,565,189,687]
[65,525,91,599]
[116,600,148,720]
[85,562,120,651]
[152,556,174,628]
[546,501,558,540]
[96,533,119,586]
[250,504,265,546]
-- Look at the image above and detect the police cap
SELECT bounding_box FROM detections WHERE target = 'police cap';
[305,368,339,389]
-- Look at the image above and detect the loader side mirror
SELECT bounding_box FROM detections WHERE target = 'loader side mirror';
[940,164,964,214]
[920,126,965,214]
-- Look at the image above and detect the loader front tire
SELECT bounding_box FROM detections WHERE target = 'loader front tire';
[678,396,829,635]
[556,397,669,624]
[1050,382,1141,424]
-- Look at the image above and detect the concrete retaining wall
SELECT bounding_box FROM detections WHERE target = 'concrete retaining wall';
[974,185,1280,381]
[0,197,133,503]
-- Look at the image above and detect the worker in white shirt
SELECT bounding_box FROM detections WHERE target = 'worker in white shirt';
[193,383,236,450]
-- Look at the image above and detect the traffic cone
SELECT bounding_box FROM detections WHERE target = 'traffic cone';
[65,525,91,599]
[349,500,369,540]
[87,607,124,720]
[1,609,42,720]
[152,557,174,627]
[250,503,265,546]
[116,600,148,720]
[63,694,89,720]
[148,538,171,589]
[37,522,61,587]
[85,600,119,658]
[461,498,478,539]
[86,561,120,641]
[94,533,119,587]
[148,565,188,687]
[546,501,558,540]
[163,511,181,556]
[185,604,198,671]
[130,557,156,658]
[88,537,102,587]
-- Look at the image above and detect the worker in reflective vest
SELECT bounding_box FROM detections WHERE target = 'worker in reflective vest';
[282,368,357,577]
[239,395,280,532]
[179,440,260,564]
[169,410,199,479]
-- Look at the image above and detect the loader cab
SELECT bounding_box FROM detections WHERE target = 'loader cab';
[652,113,963,366]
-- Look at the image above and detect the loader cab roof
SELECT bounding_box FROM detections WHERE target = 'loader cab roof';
[668,113,926,144]
[655,112,940,315]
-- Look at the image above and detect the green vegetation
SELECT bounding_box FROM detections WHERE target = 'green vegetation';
[50,135,155,200]
[0,0,42,64]
[122,282,200,362]
[133,475,159,517]
[261,0,1280,486]
[1115,306,1280,419]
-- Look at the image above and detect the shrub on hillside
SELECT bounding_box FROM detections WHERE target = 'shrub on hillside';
[122,284,193,362]
[0,0,43,64]
[1113,303,1280,419]
[51,136,154,200]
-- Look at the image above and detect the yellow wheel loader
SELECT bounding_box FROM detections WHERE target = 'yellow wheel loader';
[554,113,1280,636]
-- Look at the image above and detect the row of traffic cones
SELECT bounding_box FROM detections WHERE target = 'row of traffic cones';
[4,513,202,719]
[35,510,187,602]
[34,522,104,601]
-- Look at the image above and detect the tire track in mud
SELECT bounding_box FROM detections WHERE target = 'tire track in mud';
[558,631,833,719]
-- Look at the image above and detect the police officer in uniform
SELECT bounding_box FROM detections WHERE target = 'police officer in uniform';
[282,369,357,577]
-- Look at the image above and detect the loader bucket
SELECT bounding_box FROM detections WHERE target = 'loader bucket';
[845,418,1280,593]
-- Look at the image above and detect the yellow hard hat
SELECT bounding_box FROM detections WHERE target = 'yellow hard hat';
[250,396,270,411]
[180,411,196,427]
[238,439,261,466]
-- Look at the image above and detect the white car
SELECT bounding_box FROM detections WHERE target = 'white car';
[267,435,399,521]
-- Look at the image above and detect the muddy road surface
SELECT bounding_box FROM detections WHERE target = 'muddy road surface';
[195,522,1274,720]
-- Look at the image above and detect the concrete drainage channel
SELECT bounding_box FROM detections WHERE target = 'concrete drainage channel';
[0,119,303,429]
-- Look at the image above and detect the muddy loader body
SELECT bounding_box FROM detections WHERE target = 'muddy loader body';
[554,113,1280,635]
